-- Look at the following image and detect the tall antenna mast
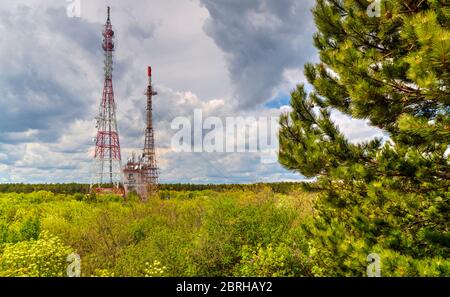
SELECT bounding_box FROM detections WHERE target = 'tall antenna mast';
[91,7,123,195]
[123,67,159,201]
[141,66,159,194]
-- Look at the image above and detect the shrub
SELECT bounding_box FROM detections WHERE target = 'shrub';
[235,243,312,277]
[0,231,73,277]
[144,260,167,277]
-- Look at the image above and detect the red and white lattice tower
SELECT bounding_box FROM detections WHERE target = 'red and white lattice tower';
[91,7,123,195]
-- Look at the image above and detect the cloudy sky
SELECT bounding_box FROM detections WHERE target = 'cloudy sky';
[0,0,384,184]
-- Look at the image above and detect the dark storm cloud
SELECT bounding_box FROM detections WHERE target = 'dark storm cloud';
[0,76,84,141]
[0,5,100,144]
[45,7,101,54]
[200,0,316,108]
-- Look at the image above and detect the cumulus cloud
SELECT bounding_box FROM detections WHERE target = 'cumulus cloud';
[0,4,101,140]
[200,0,317,108]
[331,111,387,144]
[0,0,233,183]
[0,0,384,184]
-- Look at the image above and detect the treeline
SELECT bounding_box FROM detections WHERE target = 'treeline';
[160,182,317,194]
[0,182,317,195]
[0,183,90,194]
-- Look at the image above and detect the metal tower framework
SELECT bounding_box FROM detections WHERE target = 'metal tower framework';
[142,66,159,191]
[123,67,159,201]
[91,7,123,195]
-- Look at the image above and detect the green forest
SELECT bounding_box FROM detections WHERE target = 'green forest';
[0,0,449,277]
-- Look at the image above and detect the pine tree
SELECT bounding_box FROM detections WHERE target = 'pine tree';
[279,0,450,276]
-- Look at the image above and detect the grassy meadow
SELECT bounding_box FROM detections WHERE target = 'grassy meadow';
[0,186,318,277]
